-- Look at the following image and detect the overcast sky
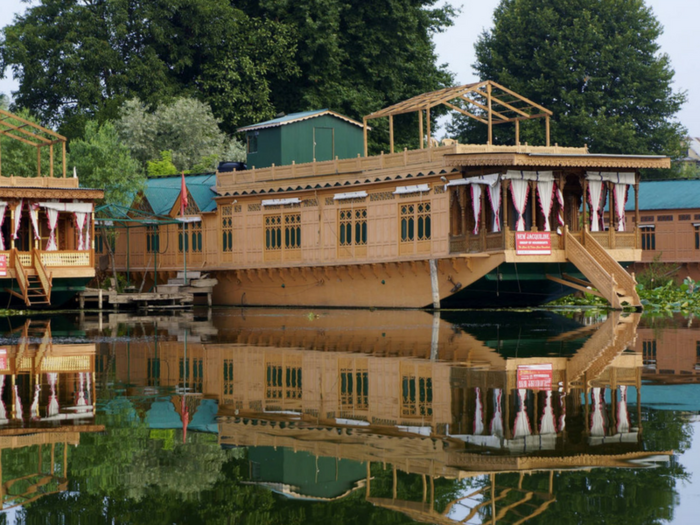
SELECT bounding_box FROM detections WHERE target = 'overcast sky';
[1,0,698,137]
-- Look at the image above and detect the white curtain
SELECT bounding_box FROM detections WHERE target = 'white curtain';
[30,384,41,419]
[12,199,22,241]
[473,387,484,435]
[590,387,606,436]
[0,203,7,251]
[29,203,40,241]
[588,181,604,232]
[471,184,482,235]
[537,180,555,231]
[614,184,628,232]
[47,372,59,416]
[490,388,503,437]
[539,390,557,434]
[0,376,6,422]
[556,185,565,228]
[513,389,532,438]
[617,385,630,434]
[75,212,87,250]
[487,183,501,232]
[13,384,22,420]
[510,180,529,232]
[558,393,566,431]
[85,212,92,249]
[77,372,88,413]
[46,208,59,251]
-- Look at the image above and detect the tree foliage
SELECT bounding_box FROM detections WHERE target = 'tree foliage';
[71,121,144,206]
[0,109,62,178]
[115,97,244,173]
[0,0,298,138]
[451,0,687,168]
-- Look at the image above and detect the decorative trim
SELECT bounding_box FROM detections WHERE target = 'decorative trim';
[248,203,261,212]
[0,188,103,199]
[303,199,318,207]
[234,205,242,213]
[325,197,335,206]
[369,192,395,202]
[444,153,670,169]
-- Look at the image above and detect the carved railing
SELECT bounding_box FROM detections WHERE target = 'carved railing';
[565,231,617,307]
[33,249,52,303]
[582,230,639,299]
[40,251,91,267]
[11,249,29,304]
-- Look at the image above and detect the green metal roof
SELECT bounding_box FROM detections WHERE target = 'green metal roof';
[625,180,700,211]
[238,109,364,132]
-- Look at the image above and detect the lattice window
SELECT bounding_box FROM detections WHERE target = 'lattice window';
[284,213,301,249]
[286,366,302,400]
[178,223,189,253]
[190,222,202,253]
[146,226,160,253]
[641,226,655,250]
[340,362,369,410]
[222,205,233,252]
[266,364,283,399]
[265,215,282,250]
[192,358,203,392]
[95,231,104,254]
[643,340,657,366]
[266,358,302,401]
[400,202,431,242]
[179,358,189,383]
[223,359,234,395]
[339,208,367,247]
[147,358,160,387]
[401,373,433,417]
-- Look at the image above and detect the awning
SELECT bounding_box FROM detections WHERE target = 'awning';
[261,198,302,206]
[446,173,500,188]
[503,170,554,181]
[176,216,202,223]
[333,191,368,200]
[393,184,430,195]
[38,202,93,213]
[586,172,636,184]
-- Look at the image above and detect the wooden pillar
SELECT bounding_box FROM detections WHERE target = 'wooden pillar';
[545,116,550,147]
[634,175,640,249]
[480,187,487,250]
[608,181,615,247]
[515,120,520,146]
[502,180,508,232]
[389,115,394,154]
[50,144,54,178]
[530,181,537,231]
[363,118,368,157]
[10,207,14,250]
[427,107,432,148]
[418,110,424,149]
[366,462,371,498]
[392,465,397,499]
[582,178,589,235]
[62,141,67,178]
[460,187,467,235]
[487,83,493,145]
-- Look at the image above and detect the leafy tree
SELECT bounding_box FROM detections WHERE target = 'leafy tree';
[71,121,144,207]
[236,0,456,153]
[0,0,298,138]
[451,0,687,172]
[116,98,245,172]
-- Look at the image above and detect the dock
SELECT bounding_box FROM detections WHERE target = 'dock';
[79,272,216,309]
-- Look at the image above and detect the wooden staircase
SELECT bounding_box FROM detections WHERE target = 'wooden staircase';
[547,227,641,310]
[7,249,52,307]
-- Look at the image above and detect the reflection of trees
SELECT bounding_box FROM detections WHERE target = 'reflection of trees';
[641,407,693,454]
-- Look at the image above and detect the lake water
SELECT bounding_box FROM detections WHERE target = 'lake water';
[0,308,699,524]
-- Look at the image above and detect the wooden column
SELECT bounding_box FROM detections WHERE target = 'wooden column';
[50,144,54,178]
[418,110,424,149]
[10,207,14,250]
[487,83,493,145]
[480,187,487,250]
[582,178,588,235]
[62,141,67,178]
[545,116,551,147]
[608,181,615,248]
[530,181,537,231]
[460,187,467,235]
[502,180,509,232]
[515,120,520,146]
[635,176,640,249]
[363,118,368,157]
[426,107,432,148]
[389,115,394,154]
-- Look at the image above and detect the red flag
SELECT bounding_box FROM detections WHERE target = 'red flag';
[180,171,188,217]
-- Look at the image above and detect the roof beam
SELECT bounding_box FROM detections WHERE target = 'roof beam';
[489,81,553,116]
[443,101,488,125]
[461,95,509,121]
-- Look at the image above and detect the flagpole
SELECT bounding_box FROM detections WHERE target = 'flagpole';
[180,171,188,286]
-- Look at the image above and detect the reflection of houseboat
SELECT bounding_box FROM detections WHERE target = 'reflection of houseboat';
[0,110,103,307]
[108,82,668,308]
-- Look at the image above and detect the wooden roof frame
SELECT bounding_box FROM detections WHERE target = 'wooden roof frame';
[0,108,68,178]
[362,80,553,156]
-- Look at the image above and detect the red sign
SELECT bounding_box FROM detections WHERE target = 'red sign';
[0,254,6,277]
[517,364,553,390]
[515,232,551,255]
[0,349,6,370]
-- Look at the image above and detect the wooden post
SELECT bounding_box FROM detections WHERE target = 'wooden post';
[502,180,508,232]
[634,175,640,249]
[545,116,550,147]
[363,118,368,157]
[389,115,394,154]
[515,120,520,146]
[418,109,424,149]
[10,207,14,250]
[426,106,432,148]
[480,187,487,250]
[429,259,440,309]
[392,465,397,499]
[582,178,588,237]
[609,181,615,248]
[62,141,66,178]
[50,144,54,178]
[366,462,371,498]
[530,181,537,231]
[487,83,493,145]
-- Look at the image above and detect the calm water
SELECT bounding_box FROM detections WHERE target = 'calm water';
[0,308,698,524]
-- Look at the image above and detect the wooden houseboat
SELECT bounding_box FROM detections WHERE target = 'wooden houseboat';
[0,109,103,307]
[109,82,670,308]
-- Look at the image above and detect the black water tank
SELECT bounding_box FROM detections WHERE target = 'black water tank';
[218,161,247,172]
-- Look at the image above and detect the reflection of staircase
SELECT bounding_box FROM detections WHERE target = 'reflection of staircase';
[8,249,52,307]
[548,228,641,309]
[567,312,640,387]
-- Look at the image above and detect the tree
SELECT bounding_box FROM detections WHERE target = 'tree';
[115,97,245,173]
[451,0,687,171]
[71,121,144,207]
[0,108,63,178]
[0,0,298,139]
[236,0,456,153]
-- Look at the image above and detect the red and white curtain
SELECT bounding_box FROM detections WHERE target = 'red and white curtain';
[0,202,7,250]
[586,172,635,232]
[539,390,557,434]
[39,202,93,251]
[446,173,502,234]
[537,180,555,232]
[12,199,22,242]
[471,184,482,235]
[473,387,484,435]
[490,388,503,437]
[29,203,41,241]
[513,388,532,438]
[504,171,555,232]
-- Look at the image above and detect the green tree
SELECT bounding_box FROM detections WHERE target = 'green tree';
[116,97,245,173]
[0,108,64,178]
[0,0,298,138]
[236,0,456,153]
[451,0,687,172]
[147,151,179,178]
[71,121,144,207]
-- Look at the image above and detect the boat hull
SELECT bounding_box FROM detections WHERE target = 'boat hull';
[0,277,93,309]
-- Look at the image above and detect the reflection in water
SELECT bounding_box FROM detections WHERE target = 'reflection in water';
[0,310,697,523]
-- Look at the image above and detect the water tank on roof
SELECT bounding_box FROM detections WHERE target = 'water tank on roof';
[218,161,247,172]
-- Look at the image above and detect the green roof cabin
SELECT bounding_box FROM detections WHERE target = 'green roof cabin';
[238,110,364,169]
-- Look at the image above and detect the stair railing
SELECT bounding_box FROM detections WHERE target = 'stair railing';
[33,249,52,304]
[12,249,29,305]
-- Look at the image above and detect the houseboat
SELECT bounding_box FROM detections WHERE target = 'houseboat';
[108,82,670,308]
[0,109,102,307]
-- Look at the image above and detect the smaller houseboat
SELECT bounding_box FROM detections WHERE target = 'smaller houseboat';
[0,109,103,307]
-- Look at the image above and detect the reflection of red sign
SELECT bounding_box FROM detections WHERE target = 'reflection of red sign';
[517,364,553,390]
[0,254,6,276]
[0,349,6,369]
[515,232,551,255]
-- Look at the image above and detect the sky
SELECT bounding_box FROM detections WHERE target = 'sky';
[1,0,698,137]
